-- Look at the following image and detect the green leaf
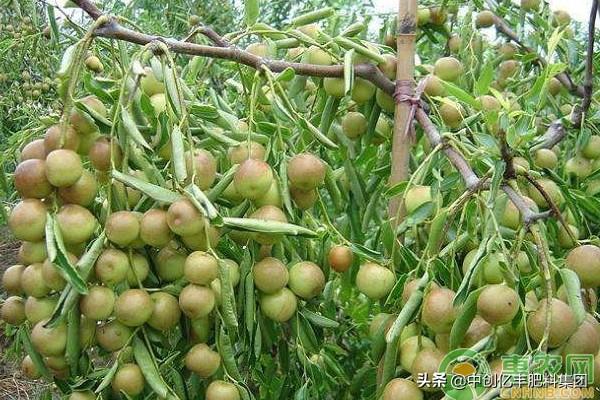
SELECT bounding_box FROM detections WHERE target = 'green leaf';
[334,37,386,64]
[95,361,119,393]
[441,80,478,108]
[384,181,408,198]
[449,287,483,350]
[218,259,238,329]
[454,237,490,305]
[184,184,221,224]
[475,61,494,96]
[163,65,182,117]
[49,215,88,294]
[559,269,586,325]
[171,125,188,183]
[299,118,339,149]
[22,330,51,380]
[112,170,179,204]
[244,0,259,26]
[46,234,106,328]
[290,7,334,26]
[276,67,296,82]
[121,108,151,150]
[57,43,78,78]
[301,309,339,328]
[75,99,111,128]
[222,217,317,237]
[218,327,243,380]
[133,336,172,398]
[344,50,355,96]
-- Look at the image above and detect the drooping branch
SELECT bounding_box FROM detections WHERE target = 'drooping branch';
[502,185,552,225]
[70,0,396,95]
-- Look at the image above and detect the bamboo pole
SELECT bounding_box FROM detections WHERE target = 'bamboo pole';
[389,0,417,225]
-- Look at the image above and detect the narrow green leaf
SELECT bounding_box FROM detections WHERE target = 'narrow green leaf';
[218,327,243,380]
[112,170,179,204]
[22,330,51,380]
[51,217,88,294]
[559,269,586,325]
[300,118,338,149]
[218,260,239,329]
[290,7,334,26]
[244,0,259,26]
[121,108,151,150]
[133,336,171,398]
[184,184,221,224]
[449,287,483,350]
[440,81,478,108]
[301,309,339,328]
[223,217,317,237]
[344,50,355,96]
[171,125,187,183]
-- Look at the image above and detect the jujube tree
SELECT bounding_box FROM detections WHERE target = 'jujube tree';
[2,0,600,399]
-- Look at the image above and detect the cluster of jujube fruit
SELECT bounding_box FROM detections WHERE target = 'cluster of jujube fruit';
[2,0,600,399]
[0,46,375,398]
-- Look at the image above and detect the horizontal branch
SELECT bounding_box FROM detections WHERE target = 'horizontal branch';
[71,0,395,95]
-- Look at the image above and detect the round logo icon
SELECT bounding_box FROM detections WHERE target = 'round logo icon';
[439,348,491,400]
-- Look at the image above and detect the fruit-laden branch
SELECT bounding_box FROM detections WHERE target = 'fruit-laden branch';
[414,107,556,225]
[70,0,396,95]
[71,0,564,228]
[491,15,585,98]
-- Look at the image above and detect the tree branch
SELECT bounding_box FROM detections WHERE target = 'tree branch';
[415,107,557,227]
[191,26,231,47]
[70,0,396,95]
[72,0,569,232]
[415,108,484,192]
[530,120,566,151]
[491,15,585,98]
[572,0,598,126]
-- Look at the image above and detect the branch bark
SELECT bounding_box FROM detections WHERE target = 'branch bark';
[70,0,395,95]
[572,0,598,127]
[415,107,555,226]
